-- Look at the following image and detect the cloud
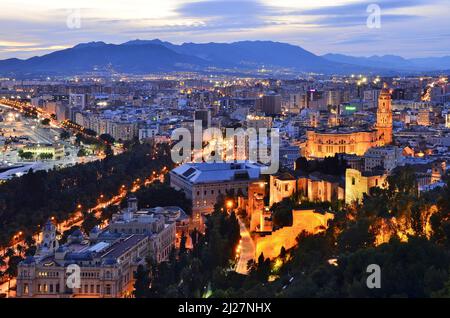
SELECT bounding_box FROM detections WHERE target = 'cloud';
[175,0,272,18]
[310,13,419,28]
[301,0,437,15]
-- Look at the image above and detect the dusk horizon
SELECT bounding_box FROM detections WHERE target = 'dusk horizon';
[3,38,450,61]
[1,0,449,60]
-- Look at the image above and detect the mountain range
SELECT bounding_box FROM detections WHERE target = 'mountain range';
[0,39,448,76]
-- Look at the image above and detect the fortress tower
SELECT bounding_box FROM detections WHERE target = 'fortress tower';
[376,83,393,145]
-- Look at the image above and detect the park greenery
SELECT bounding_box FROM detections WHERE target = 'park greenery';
[0,142,174,247]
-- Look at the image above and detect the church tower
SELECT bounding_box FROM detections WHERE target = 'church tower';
[376,83,393,145]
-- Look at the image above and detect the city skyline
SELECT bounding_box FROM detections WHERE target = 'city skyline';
[0,0,449,60]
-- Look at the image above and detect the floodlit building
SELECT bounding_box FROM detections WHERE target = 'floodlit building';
[305,83,393,159]
[345,168,388,204]
[170,162,263,227]
[22,143,65,160]
[269,172,344,207]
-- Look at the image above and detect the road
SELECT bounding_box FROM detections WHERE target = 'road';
[235,218,256,275]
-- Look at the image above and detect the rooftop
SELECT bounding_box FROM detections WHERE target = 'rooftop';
[171,161,263,184]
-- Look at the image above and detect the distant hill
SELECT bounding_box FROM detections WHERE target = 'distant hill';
[0,39,447,76]
[322,53,450,72]
[0,42,209,76]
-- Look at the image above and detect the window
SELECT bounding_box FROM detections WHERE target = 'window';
[24,283,29,294]
[352,177,356,185]
[50,284,54,293]
[106,284,111,295]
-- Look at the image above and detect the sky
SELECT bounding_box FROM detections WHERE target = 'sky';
[0,0,449,60]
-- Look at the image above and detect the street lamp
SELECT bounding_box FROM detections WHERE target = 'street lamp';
[226,200,234,212]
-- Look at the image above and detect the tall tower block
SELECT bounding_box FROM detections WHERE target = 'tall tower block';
[376,83,393,145]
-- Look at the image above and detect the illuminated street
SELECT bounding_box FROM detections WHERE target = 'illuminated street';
[236,218,255,275]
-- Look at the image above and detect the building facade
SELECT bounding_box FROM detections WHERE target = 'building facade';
[345,168,388,204]
[305,84,393,159]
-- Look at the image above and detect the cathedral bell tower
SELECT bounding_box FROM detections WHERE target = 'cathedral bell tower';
[376,83,393,145]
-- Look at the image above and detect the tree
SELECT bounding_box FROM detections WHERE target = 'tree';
[271,197,294,229]
[18,151,33,160]
[280,246,287,261]
[77,148,88,157]
[179,233,187,257]
[40,118,50,126]
[81,213,100,234]
[6,255,24,293]
[16,244,25,256]
[5,248,15,259]
[60,130,70,140]
[337,218,375,252]
[0,255,6,268]
[38,153,53,160]
[83,128,97,137]
[133,265,150,298]
[99,133,115,144]
[24,235,35,248]
[248,253,271,283]
[104,144,114,157]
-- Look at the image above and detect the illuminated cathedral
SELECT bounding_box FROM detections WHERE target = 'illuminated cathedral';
[304,83,393,159]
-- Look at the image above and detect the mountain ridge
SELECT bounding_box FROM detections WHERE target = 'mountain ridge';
[0,39,448,76]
